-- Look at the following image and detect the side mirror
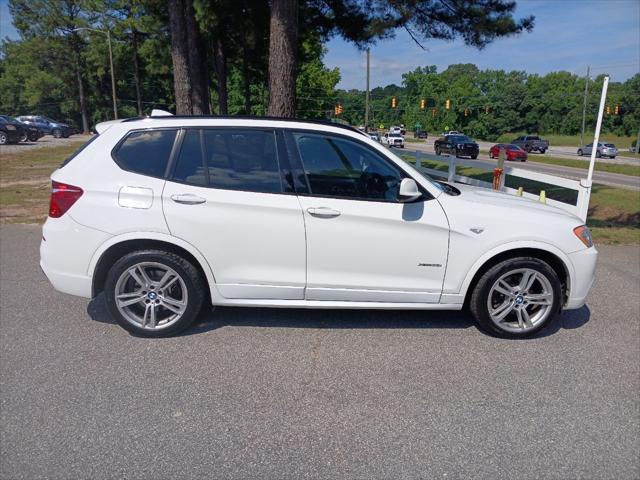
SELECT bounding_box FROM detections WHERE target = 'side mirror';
[398,178,422,202]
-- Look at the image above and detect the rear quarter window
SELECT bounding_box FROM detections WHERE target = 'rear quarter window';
[113,129,178,178]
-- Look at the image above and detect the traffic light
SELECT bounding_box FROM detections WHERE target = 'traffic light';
[615,105,619,115]
[420,98,425,110]
[334,104,343,115]
[606,105,611,115]
[464,108,469,117]
[338,104,343,114]
[391,97,397,109]
[445,99,451,110]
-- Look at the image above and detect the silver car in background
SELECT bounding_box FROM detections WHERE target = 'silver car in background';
[577,142,618,158]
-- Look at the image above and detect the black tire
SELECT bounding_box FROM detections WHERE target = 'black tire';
[540,149,546,154]
[400,145,404,148]
[577,149,583,156]
[0,132,7,145]
[471,154,478,159]
[28,133,39,142]
[52,128,62,138]
[104,249,205,337]
[596,150,601,158]
[19,131,28,142]
[469,257,562,339]
[435,147,440,155]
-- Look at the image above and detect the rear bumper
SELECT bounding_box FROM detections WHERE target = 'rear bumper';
[40,215,112,299]
[565,246,598,309]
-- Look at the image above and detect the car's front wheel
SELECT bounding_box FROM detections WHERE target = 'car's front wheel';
[104,250,205,337]
[577,149,583,156]
[52,128,62,138]
[470,257,562,338]
[0,132,7,145]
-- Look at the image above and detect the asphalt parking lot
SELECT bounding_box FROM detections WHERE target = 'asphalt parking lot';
[1,224,638,479]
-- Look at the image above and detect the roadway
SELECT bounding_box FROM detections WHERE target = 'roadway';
[1,225,638,479]
[405,141,640,191]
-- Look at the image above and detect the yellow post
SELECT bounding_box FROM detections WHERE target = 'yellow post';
[517,187,523,197]
[539,190,546,203]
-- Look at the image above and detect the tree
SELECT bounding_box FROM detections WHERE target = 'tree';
[267,0,535,117]
[267,0,298,117]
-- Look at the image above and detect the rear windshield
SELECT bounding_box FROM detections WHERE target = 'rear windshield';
[61,135,100,167]
[604,143,615,147]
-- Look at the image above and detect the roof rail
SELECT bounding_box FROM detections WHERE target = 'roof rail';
[121,115,366,136]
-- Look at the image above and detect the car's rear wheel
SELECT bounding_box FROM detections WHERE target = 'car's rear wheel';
[104,250,205,337]
[470,257,561,338]
[577,149,583,156]
[0,132,7,145]
[19,131,28,142]
[435,147,440,155]
[52,128,62,138]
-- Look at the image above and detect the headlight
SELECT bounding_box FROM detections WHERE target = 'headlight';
[573,225,593,248]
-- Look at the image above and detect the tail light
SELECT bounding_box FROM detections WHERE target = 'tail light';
[49,181,83,218]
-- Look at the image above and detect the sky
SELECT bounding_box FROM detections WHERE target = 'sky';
[1,0,639,90]
[324,0,640,89]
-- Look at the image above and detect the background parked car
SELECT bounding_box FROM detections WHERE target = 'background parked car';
[434,134,479,159]
[368,132,381,142]
[17,115,73,138]
[0,115,43,142]
[577,142,618,159]
[511,135,549,153]
[0,116,24,144]
[489,143,528,162]
[413,130,428,139]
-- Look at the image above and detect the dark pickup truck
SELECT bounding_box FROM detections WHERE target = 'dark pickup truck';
[511,135,549,153]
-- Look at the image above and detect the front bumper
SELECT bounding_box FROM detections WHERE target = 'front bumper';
[565,246,598,309]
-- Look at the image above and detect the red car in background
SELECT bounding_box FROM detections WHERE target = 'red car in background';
[489,143,528,162]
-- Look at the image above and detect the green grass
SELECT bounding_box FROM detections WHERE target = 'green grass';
[493,132,637,148]
[478,150,640,177]
[402,154,640,245]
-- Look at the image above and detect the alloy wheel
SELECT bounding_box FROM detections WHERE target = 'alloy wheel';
[114,262,188,331]
[486,268,554,333]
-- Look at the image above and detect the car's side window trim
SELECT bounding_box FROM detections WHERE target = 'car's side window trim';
[285,128,432,203]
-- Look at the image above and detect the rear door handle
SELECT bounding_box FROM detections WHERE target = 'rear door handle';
[171,194,206,205]
[307,207,341,218]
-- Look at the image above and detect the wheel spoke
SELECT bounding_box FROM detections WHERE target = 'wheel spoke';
[148,305,157,328]
[161,296,186,314]
[117,294,145,308]
[495,279,514,297]
[158,273,178,290]
[515,308,525,329]
[521,307,533,328]
[491,300,514,322]
[526,292,552,305]
[141,303,151,327]
[128,267,145,287]
[136,265,153,286]
[519,270,537,292]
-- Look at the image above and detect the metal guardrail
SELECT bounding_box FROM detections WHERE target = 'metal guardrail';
[410,151,590,220]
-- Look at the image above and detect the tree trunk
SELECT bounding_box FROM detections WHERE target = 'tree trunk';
[267,0,298,117]
[75,58,89,133]
[168,0,192,115]
[132,30,143,116]
[242,44,251,114]
[213,37,228,115]
[184,0,209,115]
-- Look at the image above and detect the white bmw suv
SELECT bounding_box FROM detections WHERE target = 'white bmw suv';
[40,114,597,338]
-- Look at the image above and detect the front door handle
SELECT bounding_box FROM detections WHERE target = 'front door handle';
[307,207,341,218]
[171,194,206,205]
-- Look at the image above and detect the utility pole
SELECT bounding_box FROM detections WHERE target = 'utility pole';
[580,66,590,148]
[106,30,118,119]
[365,49,370,132]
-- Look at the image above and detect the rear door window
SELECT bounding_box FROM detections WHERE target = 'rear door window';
[171,128,283,194]
[113,129,178,178]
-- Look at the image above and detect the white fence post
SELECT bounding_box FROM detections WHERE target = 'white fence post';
[447,157,456,182]
[415,150,421,168]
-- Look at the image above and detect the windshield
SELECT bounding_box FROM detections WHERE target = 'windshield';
[507,144,523,150]
[389,133,402,138]
[449,135,472,143]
